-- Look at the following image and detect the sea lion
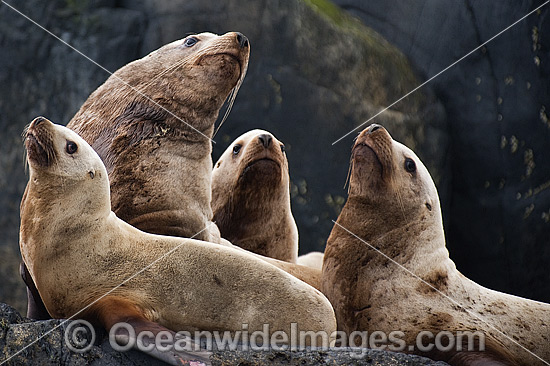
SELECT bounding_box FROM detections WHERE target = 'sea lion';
[210,130,323,284]
[67,31,250,242]
[321,124,550,365]
[22,31,249,319]
[20,117,337,363]
[212,130,298,262]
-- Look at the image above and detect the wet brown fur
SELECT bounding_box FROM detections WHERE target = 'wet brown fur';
[67,32,249,240]
[212,130,298,262]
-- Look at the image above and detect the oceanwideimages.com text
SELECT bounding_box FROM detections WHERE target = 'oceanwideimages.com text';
[65,319,486,358]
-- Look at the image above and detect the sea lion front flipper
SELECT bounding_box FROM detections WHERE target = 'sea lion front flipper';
[91,296,211,366]
[20,261,51,320]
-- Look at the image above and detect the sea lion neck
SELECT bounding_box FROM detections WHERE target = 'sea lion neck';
[73,82,221,144]
[332,195,446,261]
[21,168,112,258]
[212,174,287,236]
[336,196,412,240]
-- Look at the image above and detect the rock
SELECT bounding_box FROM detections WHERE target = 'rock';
[210,349,449,365]
[0,303,448,365]
[0,303,167,365]
[332,0,550,302]
[0,0,445,312]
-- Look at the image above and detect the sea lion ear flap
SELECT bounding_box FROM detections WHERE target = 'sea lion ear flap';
[425,196,435,212]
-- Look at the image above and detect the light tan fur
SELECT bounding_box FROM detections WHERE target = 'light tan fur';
[20,119,336,346]
[212,130,298,262]
[297,252,324,270]
[322,124,550,365]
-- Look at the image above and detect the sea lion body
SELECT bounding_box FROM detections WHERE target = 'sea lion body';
[212,130,298,262]
[321,125,550,365]
[67,31,249,241]
[20,118,336,348]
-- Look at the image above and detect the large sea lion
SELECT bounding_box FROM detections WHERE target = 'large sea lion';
[67,31,249,242]
[321,124,550,365]
[23,31,249,319]
[20,117,337,364]
[212,130,298,262]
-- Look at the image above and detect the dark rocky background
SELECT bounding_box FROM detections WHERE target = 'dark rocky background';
[332,0,550,302]
[0,0,548,345]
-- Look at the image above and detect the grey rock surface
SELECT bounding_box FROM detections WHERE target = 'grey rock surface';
[0,0,445,313]
[332,0,550,302]
[0,303,449,365]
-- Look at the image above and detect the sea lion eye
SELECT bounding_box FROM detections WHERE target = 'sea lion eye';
[280,144,285,153]
[404,158,416,173]
[232,144,242,155]
[66,141,78,154]
[183,37,198,47]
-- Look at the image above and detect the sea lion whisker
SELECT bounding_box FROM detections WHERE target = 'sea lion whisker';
[216,58,249,136]
[345,140,356,191]
[213,73,245,138]
[22,125,30,173]
[213,88,236,138]
[21,123,31,140]
[45,139,57,166]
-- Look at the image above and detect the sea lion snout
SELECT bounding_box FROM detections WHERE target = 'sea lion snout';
[25,117,56,168]
[30,116,47,128]
[235,32,249,48]
[366,123,381,134]
[258,133,272,148]
[354,124,394,179]
[357,123,390,143]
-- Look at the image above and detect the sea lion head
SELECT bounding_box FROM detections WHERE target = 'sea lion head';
[212,129,289,197]
[110,31,250,134]
[211,129,294,251]
[24,117,109,201]
[349,124,439,221]
[145,31,248,96]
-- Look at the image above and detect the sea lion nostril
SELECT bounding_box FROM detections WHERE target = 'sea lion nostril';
[368,124,381,133]
[258,134,272,148]
[236,32,249,48]
[32,116,46,127]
